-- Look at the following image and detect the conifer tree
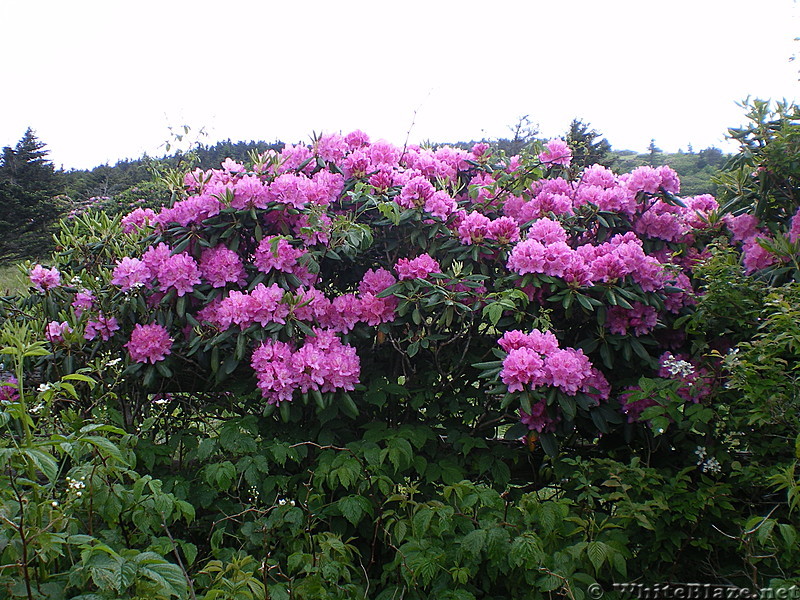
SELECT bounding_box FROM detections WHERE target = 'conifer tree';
[0,128,62,260]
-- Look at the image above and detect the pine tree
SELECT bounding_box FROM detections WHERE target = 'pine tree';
[0,128,58,193]
[0,129,62,260]
[565,119,612,168]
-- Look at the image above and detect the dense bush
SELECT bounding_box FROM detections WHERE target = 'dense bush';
[1,110,799,598]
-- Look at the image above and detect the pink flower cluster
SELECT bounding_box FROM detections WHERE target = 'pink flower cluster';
[499,329,608,398]
[199,245,246,288]
[605,303,659,336]
[121,208,157,233]
[112,244,203,296]
[254,237,306,276]
[199,269,397,334]
[0,376,19,402]
[29,265,61,292]
[507,229,669,292]
[46,321,72,343]
[125,323,173,364]
[457,213,521,245]
[538,139,572,167]
[84,313,120,341]
[396,254,441,280]
[251,329,360,404]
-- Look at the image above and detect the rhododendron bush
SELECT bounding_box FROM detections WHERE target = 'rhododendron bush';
[7,112,800,596]
[25,131,729,451]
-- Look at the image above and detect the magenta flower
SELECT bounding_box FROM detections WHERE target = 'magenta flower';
[71,290,95,317]
[29,265,61,292]
[395,254,441,280]
[121,208,157,233]
[112,257,152,292]
[84,313,120,341]
[46,321,72,344]
[154,252,201,297]
[538,139,572,167]
[199,245,246,288]
[126,323,173,364]
[254,236,305,274]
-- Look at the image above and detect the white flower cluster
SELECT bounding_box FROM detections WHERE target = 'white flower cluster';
[663,356,695,378]
[66,475,86,497]
[694,446,722,473]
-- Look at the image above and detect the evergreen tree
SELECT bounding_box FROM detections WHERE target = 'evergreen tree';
[565,119,612,168]
[0,129,62,260]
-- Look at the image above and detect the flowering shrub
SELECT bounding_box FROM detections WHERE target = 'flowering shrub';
[6,117,800,596]
[22,130,739,455]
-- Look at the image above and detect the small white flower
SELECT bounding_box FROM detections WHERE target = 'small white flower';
[70,276,82,285]
[663,356,695,378]
[105,358,122,367]
[702,457,722,474]
[51,501,58,507]
[695,446,707,465]
[37,383,53,393]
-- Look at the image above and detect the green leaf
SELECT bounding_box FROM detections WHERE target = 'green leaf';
[586,541,609,574]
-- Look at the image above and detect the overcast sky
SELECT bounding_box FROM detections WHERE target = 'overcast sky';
[2,0,798,170]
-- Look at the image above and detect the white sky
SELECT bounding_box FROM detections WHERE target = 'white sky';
[1,0,798,170]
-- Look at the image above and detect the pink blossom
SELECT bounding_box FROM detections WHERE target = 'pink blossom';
[232,175,269,209]
[425,190,457,219]
[359,268,396,295]
[72,290,95,317]
[580,164,616,188]
[605,303,659,336]
[155,253,201,297]
[277,144,314,174]
[315,133,348,163]
[250,283,290,326]
[395,254,441,280]
[538,139,572,167]
[742,236,779,273]
[520,401,555,432]
[487,217,521,245]
[544,348,593,395]
[29,265,61,292]
[121,208,157,233]
[397,176,435,209]
[498,329,560,354]
[789,207,800,244]
[507,240,575,278]
[46,321,72,343]
[501,347,547,392]
[0,376,19,402]
[624,166,663,194]
[345,129,370,150]
[251,339,297,404]
[458,211,492,244]
[84,314,119,341]
[142,243,173,274]
[358,292,396,326]
[112,257,152,292]
[526,218,568,244]
[199,245,246,288]
[724,213,760,242]
[254,236,305,274]
[126,323,173,364]
[267,173,310,208]
[656,166,681,194]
